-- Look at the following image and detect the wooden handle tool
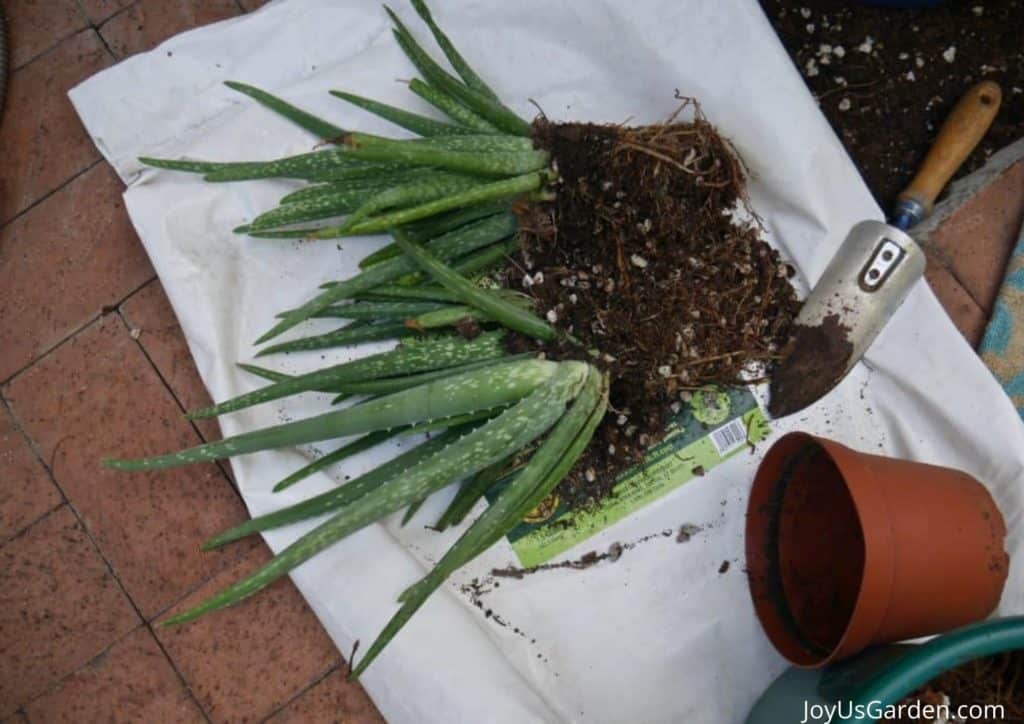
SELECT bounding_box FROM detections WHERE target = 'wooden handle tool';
[893,80,1002,229]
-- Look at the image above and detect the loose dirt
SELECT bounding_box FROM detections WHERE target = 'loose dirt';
[760,0,1024,208]
[884,651,1024,723]
[507,103,801,504]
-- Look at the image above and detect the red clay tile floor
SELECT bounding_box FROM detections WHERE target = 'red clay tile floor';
[0,1,1019,721]
[0,1,383,720]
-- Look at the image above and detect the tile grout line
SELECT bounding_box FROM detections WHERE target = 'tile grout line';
[15,621,214,724]
[89,0,147,60]
[9,294,262,624]
[7,4,316,720]
[0,274,157,388]
[0,399,215,720]
[0,158,103,235]
[8,0,116,75]
[257,658,345,723]
[0,398,214,723]
[113,304,245,496]
[10,25,91,75]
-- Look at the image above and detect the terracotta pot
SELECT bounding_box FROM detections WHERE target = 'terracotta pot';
[746,431,1008,668]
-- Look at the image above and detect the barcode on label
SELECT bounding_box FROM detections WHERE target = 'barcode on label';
[709,418,747,456]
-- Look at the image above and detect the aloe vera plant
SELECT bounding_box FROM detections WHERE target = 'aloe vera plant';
[105,0,693,677]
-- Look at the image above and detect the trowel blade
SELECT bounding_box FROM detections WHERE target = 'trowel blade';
[768,220,926,418]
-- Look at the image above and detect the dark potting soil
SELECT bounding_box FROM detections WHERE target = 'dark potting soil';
[759,0,1024,209]
[883,651,1024,723]
[768,313,854,418]
[506,108,801,506]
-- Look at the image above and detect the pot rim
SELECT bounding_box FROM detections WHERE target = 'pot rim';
[747,432,897,668]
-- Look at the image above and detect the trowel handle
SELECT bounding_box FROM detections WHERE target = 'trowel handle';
[893,81,1002,229]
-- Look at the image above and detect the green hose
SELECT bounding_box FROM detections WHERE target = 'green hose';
[843,616,1024,721]
[747,617,1024,723]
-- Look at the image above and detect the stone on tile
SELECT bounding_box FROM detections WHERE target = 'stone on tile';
[120,280,222,444]
[3,315,252,618]
[5,0,88,69]
[267,669,383,724]
[0,30,112,225]
[24,626,205,724]
[157,544,339,724]
[0,506,139,717]
[0,403,61,541]
[99,0,241,59]
[0,163,154,383]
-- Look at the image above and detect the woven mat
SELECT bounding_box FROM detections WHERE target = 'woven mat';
[981,221,1024,421]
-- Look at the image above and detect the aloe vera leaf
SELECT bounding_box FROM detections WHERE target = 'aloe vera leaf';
[386,12,530,136]
[193,331,506,419]
[255,321,412,357]
[338,171,485,233]
[104,358,561,471]
[209,429,464,548]
[304,172,541,240]
[256,212,516,343]
[330,90,472,137]
[406,78,499,133]
[434,456,514,531]
[352,366,603,675]
[224,80,346,139]
[408,0,499,100]
[161,362,587,625]
[395,230,555,341]
[338,136,547,177]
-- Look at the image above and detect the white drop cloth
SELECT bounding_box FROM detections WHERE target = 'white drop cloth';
[70,2,1024,721]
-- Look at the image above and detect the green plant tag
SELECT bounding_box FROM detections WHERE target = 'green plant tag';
[489,385,770,567]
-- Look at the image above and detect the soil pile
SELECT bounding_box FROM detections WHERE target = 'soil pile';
[760,0,1024,207]
[507,104,801,504]
[884,650,1024,723]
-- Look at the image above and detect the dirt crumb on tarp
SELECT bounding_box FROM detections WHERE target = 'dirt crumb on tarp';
[506,101,800,505]
[490,527,685,580]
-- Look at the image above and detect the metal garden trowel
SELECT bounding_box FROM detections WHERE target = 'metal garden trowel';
[769,81,1002,417]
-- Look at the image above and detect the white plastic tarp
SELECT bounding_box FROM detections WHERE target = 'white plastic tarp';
[70,1,1024,721]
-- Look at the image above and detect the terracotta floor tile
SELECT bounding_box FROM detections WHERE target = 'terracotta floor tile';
[267,669,383,724]
[0,507,139,717]
[24,626,205,724]
[78,0,137,26]
[928,160,1024,315]
[0,30,112,225]
[237,0,270,11]
[121,280,222,445]
[3,315,252,618]
[98,0,241,59]
[925,256,988,348]
[0,403,61,541]
[0,163,154,383]
[156,544,339,724]
[5,0,88,70]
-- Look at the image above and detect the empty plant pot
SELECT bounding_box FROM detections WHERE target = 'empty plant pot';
[746,432,1008,668]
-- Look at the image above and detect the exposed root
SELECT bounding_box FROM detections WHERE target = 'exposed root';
[507,102,800,506]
